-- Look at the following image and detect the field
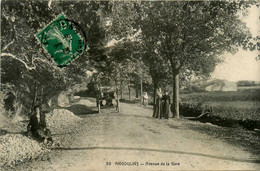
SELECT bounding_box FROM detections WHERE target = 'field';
[180,89,260,121]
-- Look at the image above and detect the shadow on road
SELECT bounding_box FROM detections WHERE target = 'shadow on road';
[66,104,98,116]
[52,132,75,136]
[86,113,154,120]
[52,146,260,164]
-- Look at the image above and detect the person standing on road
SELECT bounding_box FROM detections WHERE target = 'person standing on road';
[162,91,171,119]
[153,88,163,118]
[143,92,148,108]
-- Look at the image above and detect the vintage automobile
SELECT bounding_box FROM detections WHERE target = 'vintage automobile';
[96,86,120,114]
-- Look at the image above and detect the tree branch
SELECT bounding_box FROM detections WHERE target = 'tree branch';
[32,56,51,65]
[48,0,53,9]
[1,53,36,70]
[2,40,14,51]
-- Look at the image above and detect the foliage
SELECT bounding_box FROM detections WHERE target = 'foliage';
[139,1,251,73]
[137,1,257,116]
[92,1,258,108]
[190,85,206,93]
[103,1,140,41]
[1,0,258,118]
[0,91,6,116]
[1,0,109,116]
[179,102,204,118]
[237,80,256,87]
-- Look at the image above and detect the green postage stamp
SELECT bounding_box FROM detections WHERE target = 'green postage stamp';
[35,13,86,67]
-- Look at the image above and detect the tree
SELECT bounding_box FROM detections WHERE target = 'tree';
[100,40,146,101]
[106,32,165,104]
[1,0,109,116]
[141,45,171,105]
[138,1,256,118]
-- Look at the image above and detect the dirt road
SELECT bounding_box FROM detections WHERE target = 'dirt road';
[13,102,260,170]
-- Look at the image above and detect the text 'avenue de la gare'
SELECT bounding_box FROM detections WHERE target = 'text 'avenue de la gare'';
[106,161,180,166]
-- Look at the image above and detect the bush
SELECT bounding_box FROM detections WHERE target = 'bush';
[191,85,206,93]
[179,102,204,117]
[0,92,5,116]
[0,92,12,129]
[237,80,256,87]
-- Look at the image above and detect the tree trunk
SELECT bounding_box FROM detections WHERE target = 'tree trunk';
[120,80,123,99]
[128,86,131,101]
[135,86,139,98]
[49,91,59,108]
[140,73,143,105]
[153,81,158,110]
[172,73,179,118]
[115,81,119,99]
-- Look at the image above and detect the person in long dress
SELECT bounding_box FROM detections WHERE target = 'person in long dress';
[153,88,163,118]
[162,91,171,119]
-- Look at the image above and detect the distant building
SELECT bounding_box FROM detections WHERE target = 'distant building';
[206,80,237,92]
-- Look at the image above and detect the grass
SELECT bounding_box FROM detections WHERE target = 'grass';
[180,90,260,121]
[185,120,260,156]
[181,90,260,102]
[210,101,260,120]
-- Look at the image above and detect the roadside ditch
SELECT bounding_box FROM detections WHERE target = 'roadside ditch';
[179,103,260,131]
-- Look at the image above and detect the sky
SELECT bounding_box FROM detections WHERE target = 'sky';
[211,6,260,82]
